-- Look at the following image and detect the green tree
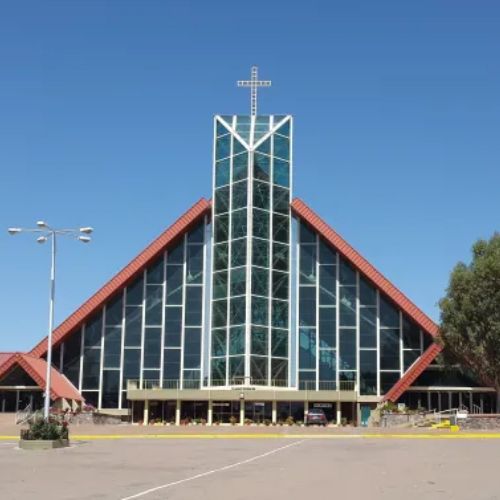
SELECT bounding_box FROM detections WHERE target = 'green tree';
[439,233,500,411]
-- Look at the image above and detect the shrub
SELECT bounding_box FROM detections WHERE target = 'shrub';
[21,414,69,441]
[229,415,238,425]
[285,416,294,426]
[263,419,271,426]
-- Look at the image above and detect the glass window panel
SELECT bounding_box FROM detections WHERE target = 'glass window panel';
[319,307,336,348]
[166,265,183,305]
[211,358,226,385]
[233,137,246,155]
[253,152,270,181]
[230,296,246,325]
[252,238,269,268]
[273,213,289,243]
[272,299,288,328]
[186,245,203,284]
[339,258,356,285]
[380,372,400,395]
[145,285,163,326]
[124,307,142,347]
[229,326,245,355]
[252,266,269,296]
[272,271,288,300]
[232,180,247,210]
[62,330,81,387]
[272,328,288,357]
[273,186,289,215]
[360,350,377,395]
[164,307,182,347]
[214,214,229,243]
[271,358,288,383]
[319,265,336,305]
[339,329,356,370]
[232,152,248,181]
[403,317,421,350]
[184,327,201,369]
[185,286,202,326]
[380,328,401,370]
[168,241,184,265]
[84,313,102,348]
[146,256,164,285]
[215,158,230,187]
[380,296,400,328]
[253,180,270,210]
[273,158,289,187]
[319,350,336,382]
[256,137,270,155]
[360,307,377,348]
[251,327,268,355]
[272,242,289,272]
[299,328,316,369]
[404,349,420,372]
[188,223,204,244]
[339,286,356,327]
[106,294,123,326]
[82,348,101,390]
[126,276,143,306]
[211,329,227,357]
[231,209,247,240]
[299,370,316,390]
[102,370,120,409]
[231,238,246,268]
[251,296,268,326]
[216,134,230,160]
[144,328,161,368]
[250,356,268,383]
[213,271,228,300]
[300,222,316,244]
[253,209,269,240]
[123,349,140,386]
[212,299,227,328]
[216,119,229,137]
[229,356,245,380]
[273,134,289,160]
[230,267,246,297]
[213,243,228,271]
[359,277,376,306]
[299,287,316,326]
[319,240,336,265]
[300,244,316,285]
[214,186,230,214]
[163,349,181,381]
[103,326,121,368]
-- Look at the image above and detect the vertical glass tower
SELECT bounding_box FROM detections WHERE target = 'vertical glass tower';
[210,114,293,387]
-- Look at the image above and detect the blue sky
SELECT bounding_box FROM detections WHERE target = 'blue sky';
[1,1,499,351]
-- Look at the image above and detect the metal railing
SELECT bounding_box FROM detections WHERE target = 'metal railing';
[15,403,32,425]
[128,378,356,392]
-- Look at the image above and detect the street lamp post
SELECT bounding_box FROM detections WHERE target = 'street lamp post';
[8,222,93,420]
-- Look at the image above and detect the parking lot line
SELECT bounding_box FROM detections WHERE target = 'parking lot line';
[120,439,304,500]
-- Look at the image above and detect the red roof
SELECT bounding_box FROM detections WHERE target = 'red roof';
[0,353,82,401]
[0,353,15,369]
[30,198,211,358]
[290,198,441,402]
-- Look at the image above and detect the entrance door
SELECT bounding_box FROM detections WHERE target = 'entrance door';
[360,405,371,427]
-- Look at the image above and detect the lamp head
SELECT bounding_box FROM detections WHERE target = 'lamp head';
[78,236,91,243]
[79,227,93,235]
[37,236,48,244]
[8,228,22,235]
[37,221,48,228]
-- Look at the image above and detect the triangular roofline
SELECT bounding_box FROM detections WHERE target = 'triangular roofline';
[30,198,211,359]
[290,198,441,402]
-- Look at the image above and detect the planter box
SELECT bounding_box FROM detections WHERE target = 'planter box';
[19,439,70,450]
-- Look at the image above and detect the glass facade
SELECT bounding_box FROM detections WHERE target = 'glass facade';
[210,115,292,387]
[297,219,425,396]
[53,221,208,409]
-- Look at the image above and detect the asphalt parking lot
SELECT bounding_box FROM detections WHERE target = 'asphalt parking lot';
[0,436,499,500]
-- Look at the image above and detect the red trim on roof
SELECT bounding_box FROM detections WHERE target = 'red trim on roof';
[0,353,15,369]
[30,198,211,358]
[0,353,82,401]
[383,343,443,402]
[291,198,439,337]
[290,198,442,400]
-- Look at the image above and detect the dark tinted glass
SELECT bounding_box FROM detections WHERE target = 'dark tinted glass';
[185,286,202,326]
[165,307,182,347]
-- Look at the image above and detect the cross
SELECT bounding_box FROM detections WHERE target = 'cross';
[237,66,272,116]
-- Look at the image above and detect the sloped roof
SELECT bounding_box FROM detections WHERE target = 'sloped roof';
[30,198,211,358]
[0,353,15,369]
[290,198,441,402]
[0,353,82,401]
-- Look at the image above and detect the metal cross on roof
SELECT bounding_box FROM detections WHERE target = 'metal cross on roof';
[237,66,272,116]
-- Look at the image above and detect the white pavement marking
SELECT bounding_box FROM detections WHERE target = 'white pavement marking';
[120,439,304,500]
[0,442,15,446]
